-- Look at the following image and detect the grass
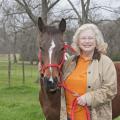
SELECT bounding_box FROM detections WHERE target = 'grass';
[0,59,45,120]
[0,86,45,120]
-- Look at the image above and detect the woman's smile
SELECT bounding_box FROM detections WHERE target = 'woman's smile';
[78,29,96,57]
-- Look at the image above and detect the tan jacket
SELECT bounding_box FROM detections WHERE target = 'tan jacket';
[60,54,117,120]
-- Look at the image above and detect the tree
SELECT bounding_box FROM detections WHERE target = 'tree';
[67,0,90,25]
[14,0,61,24]
[2,20,11,87]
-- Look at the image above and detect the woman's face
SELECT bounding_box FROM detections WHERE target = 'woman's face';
[78,29,96,54]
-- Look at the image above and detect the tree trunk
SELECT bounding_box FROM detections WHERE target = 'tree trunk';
[8,53,11,87]
[3,22,11,87]
[42,0,48,23]
[81,0,90,24]
[22,58,25,85]
[13,32,17,63]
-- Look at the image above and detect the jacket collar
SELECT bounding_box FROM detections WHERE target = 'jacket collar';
[92,48,101,61]
[73,48,101,62]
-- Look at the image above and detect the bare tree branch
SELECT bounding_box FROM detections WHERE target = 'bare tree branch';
[89,6,120,14]
[81,0,90,24]
[4,11,26,16]
[32,3,41,9]
[81,0,85,22]
[9,24,35,33]
[0,0,4,8]
[14,0,37,25]
[49,16,76,25]
[48,0,60,11]
[88,18,116,24]
[86,0,90,15]
[22,0,37,24]
[67,0,82,22]
[14,0,25,9]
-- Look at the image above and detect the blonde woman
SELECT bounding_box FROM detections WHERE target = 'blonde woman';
[62,23,117,120]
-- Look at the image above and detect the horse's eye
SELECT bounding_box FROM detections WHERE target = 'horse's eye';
[40,47,44,51]
[41,60,44,64]
[61,47,64,51]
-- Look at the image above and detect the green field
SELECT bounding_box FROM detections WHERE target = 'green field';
[0,54,120,120]
[0,60,45,120]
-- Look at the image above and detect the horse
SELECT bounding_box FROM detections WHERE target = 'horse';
[37,17,66,120]
[37,17,120,120]
[112,63,120,119]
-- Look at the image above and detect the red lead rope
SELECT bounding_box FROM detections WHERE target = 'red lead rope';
[58,83,91,120]
[71,98,91,120]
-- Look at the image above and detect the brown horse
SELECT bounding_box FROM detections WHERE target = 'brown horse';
[112,63,120,119]
[37,17,120,120]
[37,17,66,120]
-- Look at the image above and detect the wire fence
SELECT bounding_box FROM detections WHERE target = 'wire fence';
[0,54,39,87]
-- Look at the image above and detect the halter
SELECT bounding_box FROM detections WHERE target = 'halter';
[38,43,75,75]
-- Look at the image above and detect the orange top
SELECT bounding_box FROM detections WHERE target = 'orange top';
[64,55,90,120]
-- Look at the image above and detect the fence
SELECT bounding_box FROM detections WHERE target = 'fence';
[0,54,39,87]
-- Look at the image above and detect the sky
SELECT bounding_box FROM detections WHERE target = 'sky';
[92,0,120,18]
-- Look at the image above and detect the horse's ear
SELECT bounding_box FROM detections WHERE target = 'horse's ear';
[59,18,66,32]
[38,17,45,32]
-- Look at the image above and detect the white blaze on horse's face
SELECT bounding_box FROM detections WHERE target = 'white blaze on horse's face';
[48,40,55,82]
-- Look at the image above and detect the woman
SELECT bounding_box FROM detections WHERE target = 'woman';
[61,23,117,120]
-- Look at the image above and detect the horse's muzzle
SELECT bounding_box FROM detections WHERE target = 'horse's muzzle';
[44,76,60,93]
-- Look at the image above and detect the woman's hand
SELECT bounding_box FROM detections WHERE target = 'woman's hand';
[77,95,87,106]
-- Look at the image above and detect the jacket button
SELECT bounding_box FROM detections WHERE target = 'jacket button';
[88,71,91,74]
[88,86,91,88]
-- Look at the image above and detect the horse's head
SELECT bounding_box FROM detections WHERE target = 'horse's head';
[38,17,66,93]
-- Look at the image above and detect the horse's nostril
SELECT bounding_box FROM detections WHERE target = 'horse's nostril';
[41,73,44,78]
[54,77,58,83]
[43,76,59,93]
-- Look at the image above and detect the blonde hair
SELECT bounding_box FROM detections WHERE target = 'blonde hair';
[71,23,108,55]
